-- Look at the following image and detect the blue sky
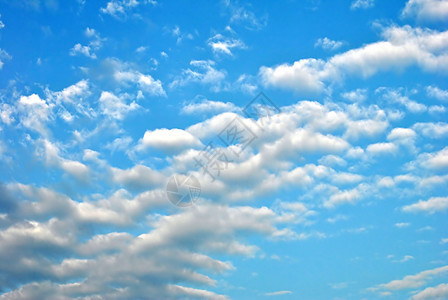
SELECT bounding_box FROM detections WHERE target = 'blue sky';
[0,0,448,299]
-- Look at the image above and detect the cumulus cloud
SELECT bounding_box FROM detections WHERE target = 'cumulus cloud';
[370,265,448,295]
[181,98,238,115]
[17,94,53,136]
[412,283,448,300]
[426,85,448,102]
[402,197,448,214]
[99,91,140,120]
[136,128,202,154]
[260,25,448,93]
[315,37,344,51]
[402,0,448,21]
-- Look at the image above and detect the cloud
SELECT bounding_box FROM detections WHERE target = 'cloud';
[100,0,156,19]
[402,197,448,214]
[181,98,237,115]
[170,60,227,92]
[208,33,246,56]
[99,91,140,120]
[0,14,4,29]
[366,142,398,155]
[415,146,448,170]
[0,48,11,69]
[114,70,166,97]
[395,222,410,228]
[69,28,105,60]
[426,85,448,102]
[378,88,427,113]
[69,43,97,59]
[341,88,367,102]
[39,139,90,181]
[137,128,202,154]
[265,290,293,296]
[370,265,448,294]
[170,25,194,44]
[350,0,374,10]
[413,122,448,139]
[260,25,448,93]
[402,0,448,21]
[315,37,344,51]
[17,94,53,136]
[224,0,267,30]
[412,283,448,300]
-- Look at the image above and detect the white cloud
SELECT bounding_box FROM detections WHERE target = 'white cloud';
[395,222,410,228]
[415,146,448,170]
[39,139,90,181]
[370,265,448,293]
[378,88,427,113]
[114,70,166,97]
[413,122,448,139]
[402,197,448,214]
[265,290,293,296]
[412,283,448,300]
[0,14,4,30]
[260,25,448,93]
[18,94,53,136]
[366,142,398,155]
[181,98,237,115]
[137,128,202,154]
[350,0,375,10]
[224,0,267,30]
[0,49,11,69]
[70,43,96,59]
[323,186,363,208]
[315,37,343,51]
[341,89,367,102]
[427,85,448,102]
[170,60,227,92]
[0,103,15,125]
[100,0,156,18]
[208,33,246,56]
[402,0,448,21]
[70,28,104,59]
[99,91,140,120]
[388,127,416,140]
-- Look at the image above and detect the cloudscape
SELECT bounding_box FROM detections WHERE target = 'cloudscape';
[0,0,447,299]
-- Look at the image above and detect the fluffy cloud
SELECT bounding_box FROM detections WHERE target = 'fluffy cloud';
[208,33,246,56]
[170,60,227,92]
[260,25,448,93]
[402,0,448,21]
[17,94,53,136]
[426,86,448,102]
[402,196,448,213]
[370,265,448,295]
[412,283,448,300]
[315,37,344,51]
[181,98,237,115]
[99,91,140,120]
[114,69,166,97]
[137,128,202,154]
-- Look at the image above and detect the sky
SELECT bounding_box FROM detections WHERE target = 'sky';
[0,0,448,299]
